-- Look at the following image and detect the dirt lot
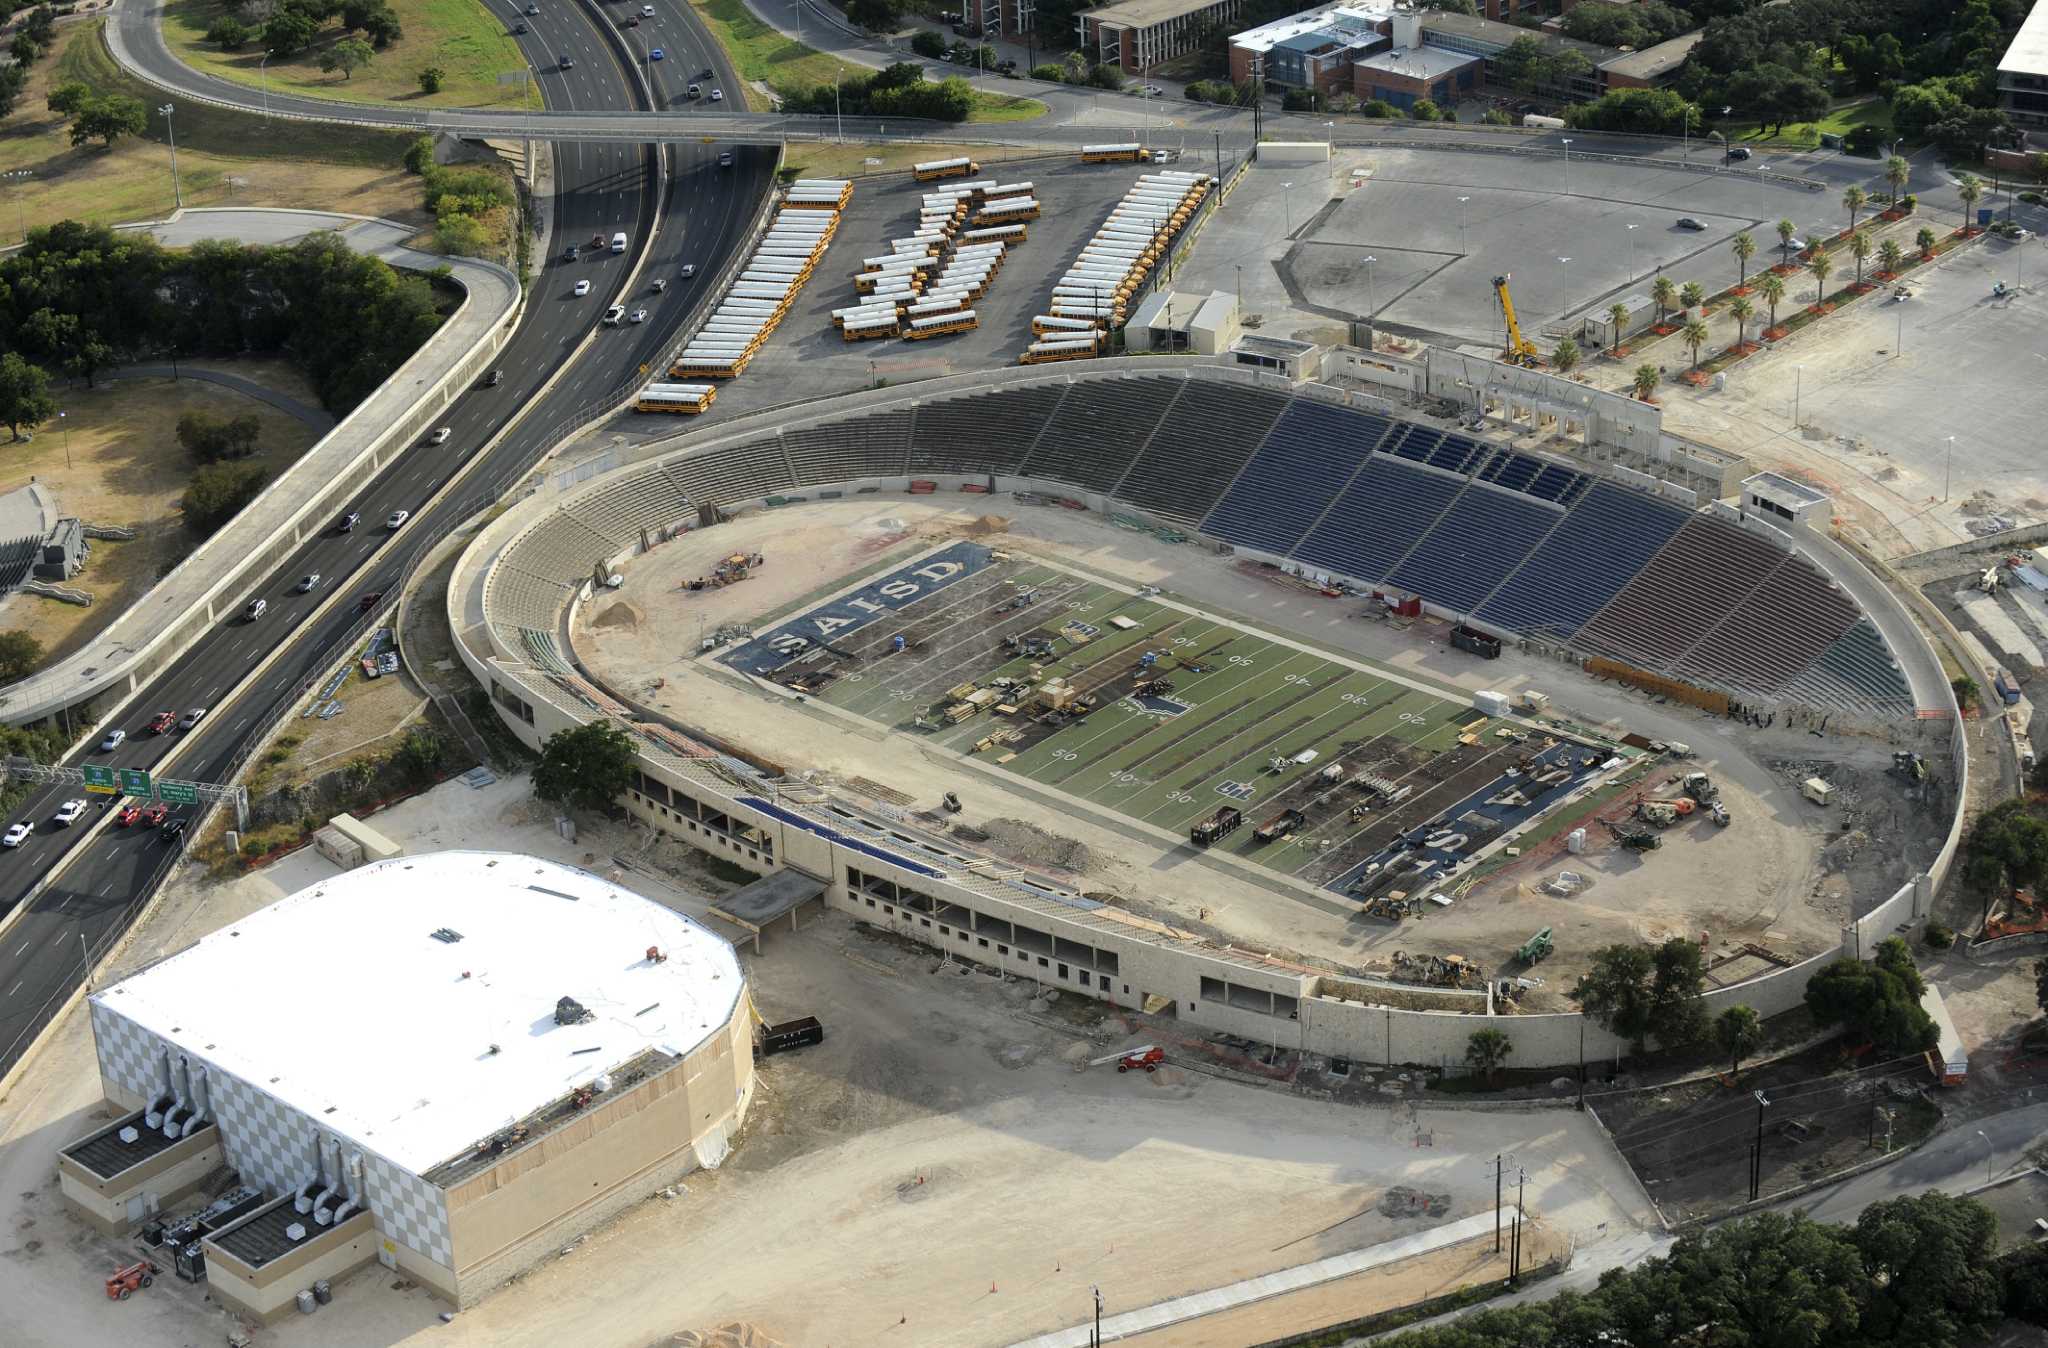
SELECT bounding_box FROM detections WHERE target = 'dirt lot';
[0,774,1655,1348]
[1590,1040,1941,1225]
[0,364,324,663]
[571,492,1939,1005]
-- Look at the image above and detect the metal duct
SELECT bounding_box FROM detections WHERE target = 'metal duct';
[144,1050,174,1129]
[159,1055,192,1139]
[305,1134,338,1220]
[328,1198,361,1225]
[294,1137,324,1213]
[178,1067,211,1138]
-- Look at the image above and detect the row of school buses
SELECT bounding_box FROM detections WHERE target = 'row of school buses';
[831,171,1041,343]
[633,183,852,406]
[1020,167,1215,365]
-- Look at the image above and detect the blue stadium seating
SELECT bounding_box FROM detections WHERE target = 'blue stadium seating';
[1479,450,1540,494]
[1389,486,1567,616]
[1198,401,1392,555]
[1295,456,1464,584]
[1473,482,1687,638]
[1112,383,1292,525]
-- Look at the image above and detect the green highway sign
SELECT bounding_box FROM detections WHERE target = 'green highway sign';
[157,780,199,806]
[81,764,117,795]
[117,768,153,799]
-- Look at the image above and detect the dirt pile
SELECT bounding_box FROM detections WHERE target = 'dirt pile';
[593,600,642,630]
[980,817,1091,873]
[960,514,1011,537]
[665,1325,785,1348]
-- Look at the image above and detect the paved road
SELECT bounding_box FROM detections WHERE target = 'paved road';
[0,0,771,1071]
[105,364,335,431]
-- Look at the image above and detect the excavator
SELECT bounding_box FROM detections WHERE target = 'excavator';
[1493,274,1542,368]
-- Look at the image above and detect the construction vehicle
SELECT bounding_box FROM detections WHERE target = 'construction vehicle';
[1636,798,1695,827]
[1093,1045,1164,1073]
[1493,274,1541,367]
[1190,805,1243,847]
[1708,801,1731,826]
[106,1261,158,1301]
[1977,567,2002,595]
[1319,763,1346,786]
[1254,808,1307,844]
[1604,818,1661,850]
[1681,772,1720,805]
[1517,927,1554,965]
[1891,751,1928,784]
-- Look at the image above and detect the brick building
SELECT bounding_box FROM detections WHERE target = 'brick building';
[1080,0,1252,71]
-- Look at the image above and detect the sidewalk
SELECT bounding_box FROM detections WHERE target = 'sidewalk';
[0,209,520,726]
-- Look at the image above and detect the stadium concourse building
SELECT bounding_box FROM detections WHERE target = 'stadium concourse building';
[58,852,752,1321]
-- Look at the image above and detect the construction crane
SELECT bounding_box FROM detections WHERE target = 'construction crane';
[1492,274,1541,368]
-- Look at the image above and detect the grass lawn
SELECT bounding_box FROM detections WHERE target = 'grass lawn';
[163,0,528,110]
[0,24,423,240]
[781,140,1043,178]
[1724,96,1894,150]
[0,363,323,664]
[687,0,1042,121]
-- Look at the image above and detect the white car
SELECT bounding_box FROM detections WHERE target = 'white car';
[296,573,321,593]
[640,2,654,13]
[53,799,87,826]
[604,303,627,325]
[680,263,696,278]
[99,728,127,752]
[629,308,647,323]
[573,279,592,297]
[1139,83,1164,96]
[387,509,411,530]
[709,88,723,101]
[3,821,34,848]
[429,426,453,445]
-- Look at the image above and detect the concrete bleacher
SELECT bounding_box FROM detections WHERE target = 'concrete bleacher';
[1474,481,1688,638]
[1781,617,1914,712]
[1199,402,1394,556]
[1109,382,1291,527]
[1574,517,1782,672]
[570,473,695,543]
[909,385,1067,476]
[784,409,914,486]
[1674,552,1858,694]
[1388,484,1567,617]
[1295,457,1466,586]
[1017,376,1182,493]
[666,438,796,507]
[515,513,614,584]
[0,536,40,592]
[485,565,575,632]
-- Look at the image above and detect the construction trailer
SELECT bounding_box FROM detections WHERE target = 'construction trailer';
[1190,805,1243,847]
[1921,984,1968,1086]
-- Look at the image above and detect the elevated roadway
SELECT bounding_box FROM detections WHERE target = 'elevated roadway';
[0,0,772,1074]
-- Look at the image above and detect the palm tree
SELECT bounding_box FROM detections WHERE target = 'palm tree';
[1842,184,1867,233]
[1651,275,1676,325]
[1731,230,1756,289]
[1632,362,1660,400]
[1682,316,1709,368]
[1715,1004,1762,1075]
[1466,1028,1513,1084]
[1552,337,1580,375]
[1680,280,1705,315]
[1915,225,1937,258]
[1809,250,1833,304]
[1776,217,1798,256]
[1607,301,1630,354]
[1729,294,1754,347]
[1849,230,1871,286]
[1878,238,1904,276]
[1758,271,1785,332]
[1885,154,1910,205]
[1957,172,1983,230]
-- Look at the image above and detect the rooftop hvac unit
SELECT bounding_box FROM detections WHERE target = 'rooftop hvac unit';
[286,1222,308,1242]
[118,1126,140,1144]
[555,996,593,1026]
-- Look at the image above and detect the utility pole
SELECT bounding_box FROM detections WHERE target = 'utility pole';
[160,104,183,211]
[1090,1284,1103,1347]
[1750,1089,1770,1201]
[1489,1153,1513,1252]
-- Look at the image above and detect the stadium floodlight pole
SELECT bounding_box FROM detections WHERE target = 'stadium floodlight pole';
[1458,195,1470,256]
[1561,138,1572,197]
[1750,1089,1770,1200]
[260,50,274,121]
[1364,254,1377,318]
[835,66,845,145]
[160,104,183,211]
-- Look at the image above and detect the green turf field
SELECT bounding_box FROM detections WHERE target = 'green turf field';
[813,565,1476,881]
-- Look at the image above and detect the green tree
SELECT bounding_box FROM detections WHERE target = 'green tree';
[1714,1003,1762,1073]
[1411,98,1442,122]
[1854,1192,2003,1347]
[181,461,271,537]
[2032,150,2048,187]
[1809,250,1833,302]
[1803,937,1939,1053]
[0,65,26,121]
[176,410,262,462]
[1679,279,1705,313]
[206,15,251,48]
[0,351,56,441]
[47,80,92,115]
[1842,184,1867,233]
[1551,337,1579,374]
[1777,216,1798,254]
[1682,316,1710,367]
[0,630,44,682]
[320,36,375,81]
[1728,294,1754,347]
[403,134,435,176]
[1758,269,1785,332]
[1849,230,1872,286]
[263,9,320,56]
[1956,172,1983,229]
[1885,153,1911,204]
[910,29,946,58]
[1465,1027,1512,1083]
[2035,957,2048,1018]
[1632,362,1659,400]
[1651,274,1675,325]
[1571,936,1706,1055]
[533,720,638,815]
[390,727,445,786]
[1963,798,2048,895]
[1606,301,1629,354]
[70,93,148,149]
[418,66,445,95]
[1916,224,1937,257]
[1030,63,1067,83]
[1731,229,1755,288]
[1878,237,1904,276]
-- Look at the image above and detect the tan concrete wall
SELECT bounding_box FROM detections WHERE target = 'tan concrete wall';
[57,1128,222,1236]
[443,991,754,1305]
[205,1211,379,1325]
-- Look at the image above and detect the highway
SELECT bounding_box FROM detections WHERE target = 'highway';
[0,0,773,1071]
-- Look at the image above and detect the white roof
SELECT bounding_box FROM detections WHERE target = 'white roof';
[92,851,743,1177]
[1231,0,1391,54]
[2001,0,2048,78]
[1357,44,1473,78]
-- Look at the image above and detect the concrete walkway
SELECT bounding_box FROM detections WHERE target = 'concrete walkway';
[1007,1207,1522,1347]
[107,365,336,432]
[0,208,518,725]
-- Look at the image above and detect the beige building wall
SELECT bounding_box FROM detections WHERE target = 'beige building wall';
[203,1208,378,1325]
[444,990,754,1305]
[57,1126,223,1237]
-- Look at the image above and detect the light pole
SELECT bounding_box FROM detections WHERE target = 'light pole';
[1626,221,1640,281]
[835,65,844,144]
[1944,433,1956,502]
[58,410,71,470]
[1561,138,1573,196]
[1792,363,1803,429]
[159,104,183,211]
[3,168,30,241]
[260,49,274,120]
[1282,181,1294,236]
[1749,1089,1770,1201]
[1457,194,1470,256]
[1234,262,1242,306]
[1364,254,1377,317]
[1091,1285,1104,1347]
[1978,1128,1996,1183]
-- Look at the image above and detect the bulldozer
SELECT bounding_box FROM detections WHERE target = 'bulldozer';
[1681,772,1720,805]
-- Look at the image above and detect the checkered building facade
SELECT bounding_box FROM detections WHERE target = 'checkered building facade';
[89,999,454,1269]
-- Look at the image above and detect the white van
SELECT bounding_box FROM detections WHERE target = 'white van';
[244,598,267,622]
[610,231,628,253]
